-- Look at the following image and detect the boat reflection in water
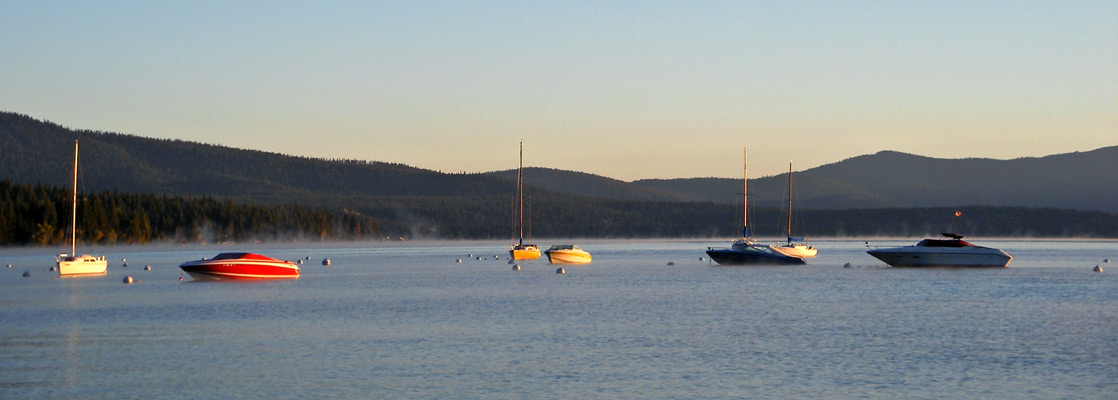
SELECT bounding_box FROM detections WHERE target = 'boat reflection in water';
[867,233,1013,268]
[179,252,300,280]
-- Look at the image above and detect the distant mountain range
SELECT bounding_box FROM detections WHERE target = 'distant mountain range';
[2,111,1117,239]
[490,151,1118,214]
[4,111,1117,213]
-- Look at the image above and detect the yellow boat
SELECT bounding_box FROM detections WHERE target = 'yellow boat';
[544,245,592,264]
[508,141,540,260]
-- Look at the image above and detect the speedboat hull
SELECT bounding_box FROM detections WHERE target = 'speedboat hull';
[544,246,592,264]
[868,247,1012,267]
[706,246,806,266]
[57,254,108,276]
[179,253,300,280]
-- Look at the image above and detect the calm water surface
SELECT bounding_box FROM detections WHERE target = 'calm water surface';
[2,239,1116,399]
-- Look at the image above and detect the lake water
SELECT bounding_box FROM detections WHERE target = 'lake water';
[2,239,1116,399]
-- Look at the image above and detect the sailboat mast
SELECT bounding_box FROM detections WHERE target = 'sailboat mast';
[70,140,78,256]
[742,147,748,238]
[787,161,793,240]
[517,141,524,243]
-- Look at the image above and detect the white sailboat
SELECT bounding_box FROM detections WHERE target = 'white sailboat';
[769,161,818,258]
[56,140,107,276]
[509,141,540,260]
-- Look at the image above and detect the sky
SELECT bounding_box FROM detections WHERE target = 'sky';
[2,1,1116,181]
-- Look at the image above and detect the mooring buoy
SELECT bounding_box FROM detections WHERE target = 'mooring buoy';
[513,264,521,271]
[144,266,151,271]
[22,271,30,277]
[123,276,133,284]
[556,267,565,274]
[667,262,675,266]
[322,258,331,266]
[1094,265,1103,272]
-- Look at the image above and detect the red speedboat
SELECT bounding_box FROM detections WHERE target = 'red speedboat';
[179,252,300,280]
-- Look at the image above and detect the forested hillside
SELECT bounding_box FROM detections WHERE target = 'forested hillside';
[0,179,378,246]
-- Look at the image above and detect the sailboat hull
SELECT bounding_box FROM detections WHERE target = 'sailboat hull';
[769,244,818,258]
[57,255,108,276]
[510,244,541,260]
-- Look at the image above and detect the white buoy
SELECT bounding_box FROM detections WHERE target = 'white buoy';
[513,264,521,271]
[6,264,11,268]
[49,266,56,271]
[322,258,331,266]
[306,256,311,260]
[477,257,483,261]
[699,257,705,261]
[1105,259,1111,263]
[494,255,499,259]
[123,276,133,284]
[667,262,675,266]
[556,267,565,274]
[456,258,462,263]
[844,263,852,268]
[122,258,127,262]
[1094,265,1103,272]
[122,262,128,267]
[144,266,151,271]
[22,271,30,277]
[297,260,303,264]
[468,254,474,258]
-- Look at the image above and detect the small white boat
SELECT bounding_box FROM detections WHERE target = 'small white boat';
[544,245,592,264]
[770,161,818,259]
[867,233,1012,268]
[57,140,107,277]
[768,243,817,259]
[179,253,300,280]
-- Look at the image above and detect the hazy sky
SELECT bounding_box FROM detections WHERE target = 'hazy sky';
[2,1,1115,180]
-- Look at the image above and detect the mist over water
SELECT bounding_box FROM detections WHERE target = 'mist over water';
[2,240,1116,399]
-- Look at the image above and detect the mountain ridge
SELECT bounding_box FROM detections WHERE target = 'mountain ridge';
[3,111,1117,214]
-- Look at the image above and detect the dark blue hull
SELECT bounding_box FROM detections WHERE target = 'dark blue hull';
[706,247,806,265]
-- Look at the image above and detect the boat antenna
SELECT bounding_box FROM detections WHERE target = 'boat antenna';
[946,210,962,235]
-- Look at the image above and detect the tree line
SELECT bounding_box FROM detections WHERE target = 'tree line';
[0,179,379,246]
[3,178,1115,247]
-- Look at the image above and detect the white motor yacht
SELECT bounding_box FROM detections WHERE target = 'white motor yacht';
[867,233,1012,268]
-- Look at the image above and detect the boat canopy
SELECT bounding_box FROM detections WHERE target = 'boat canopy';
[915,239,976,248]
[547,245,580,251]
[210,252,283,261]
